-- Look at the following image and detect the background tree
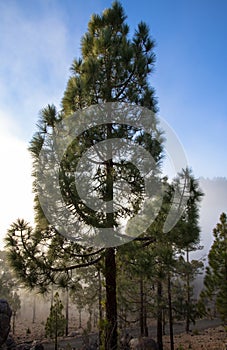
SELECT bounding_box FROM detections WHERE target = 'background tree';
[0,250,21,335]
[175,256,204,332]
[45,292,66,350]
[201,212,227,323]
[70,283,84,329]
[117,240,156,336]
[121,170,203,350]
[165,169,203,335]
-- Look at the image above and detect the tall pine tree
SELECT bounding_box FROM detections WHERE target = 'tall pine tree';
[6,3,163,349]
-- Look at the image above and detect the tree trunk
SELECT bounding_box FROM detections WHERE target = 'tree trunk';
[32,296,36,324]
[12,311,16,335]
[88,309,92,331]
[93,311,97,328]
[162,310,165,336]
[185,248,190,333]
[98,267,103,348]
[105,248,117,350]
[140,276,144,336]
[157,280,163,350]
[104,122,118,350]
[79,309,82,328]
[51,284,54,307]
[168,272,174,350]
[65,287,69,336]
[139,278,148,337]
[55,308,58,350]
[144,289,148,337]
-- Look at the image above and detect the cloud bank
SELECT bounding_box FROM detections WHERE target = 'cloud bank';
[0,113,34,247]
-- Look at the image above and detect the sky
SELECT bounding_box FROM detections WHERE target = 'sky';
[0,0,227,249]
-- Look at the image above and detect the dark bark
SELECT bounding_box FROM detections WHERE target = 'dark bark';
[185,248,190,333]
[51,285,54,307]
[12,311,16,335]
[162,310,166,336]
[144,290,148,337]
[139,277,148,337]
[105,247,117,350]
[98,267,103,348]
[157,280,163,350]
[79,309,82,328]
[54,308,58,350]
[140,277,144,336]
[32,296,36,323]
[168,273,174,350]
[65,287,69,336]
[104,122,118,350]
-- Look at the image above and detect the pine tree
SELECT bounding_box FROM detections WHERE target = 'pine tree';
[173,170,204,333]
[60,8,161,347]
[5,3,162,349]
[0,250,21,335]
[175,257,204,331]
[119,170,203,350]
[201,212,227,323]
[45,292,66,350]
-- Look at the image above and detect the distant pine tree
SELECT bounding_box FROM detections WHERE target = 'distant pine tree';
[201,212,227,323]
[45,292,66,350]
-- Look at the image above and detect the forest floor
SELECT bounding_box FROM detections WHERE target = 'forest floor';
[12,318,227,350]
[163,324,227,349]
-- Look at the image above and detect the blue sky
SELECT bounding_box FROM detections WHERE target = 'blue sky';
[0,0,227,245]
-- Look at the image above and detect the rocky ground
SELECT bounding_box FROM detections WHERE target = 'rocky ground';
[163,325,227,350]
[12,319,227,350]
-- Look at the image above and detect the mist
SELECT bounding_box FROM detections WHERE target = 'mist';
[197,177,227,259]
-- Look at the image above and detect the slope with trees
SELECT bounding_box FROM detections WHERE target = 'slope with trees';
[117,171,204,350]
[201,212,227,323]
[4,3,206,350]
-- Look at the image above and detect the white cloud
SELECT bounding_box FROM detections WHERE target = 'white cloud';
[200,177,227,248]
[0,1,76,139]
[0,2,83,247]
[0,112,34,248]
[190,177,227,261]
[0,111,33,244]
